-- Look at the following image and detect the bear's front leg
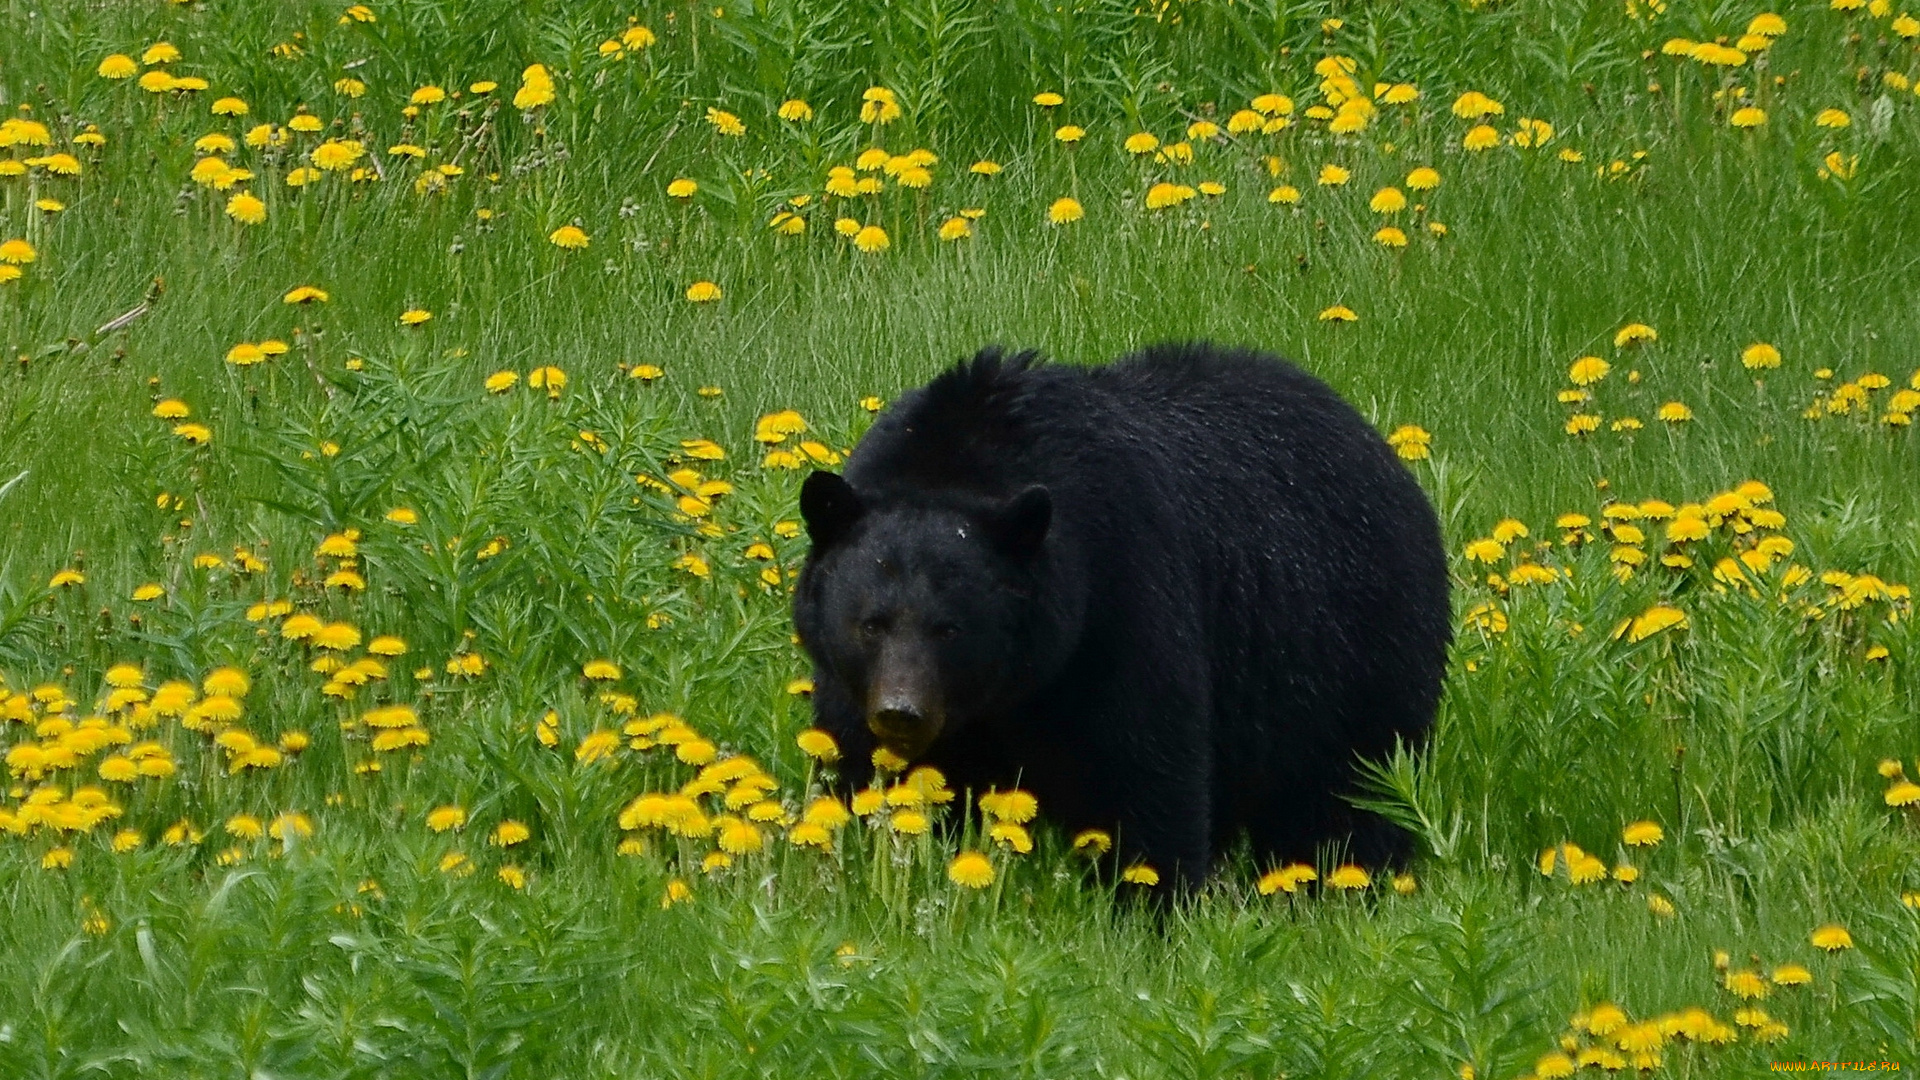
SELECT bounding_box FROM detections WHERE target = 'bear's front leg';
[1040,669,1214,892]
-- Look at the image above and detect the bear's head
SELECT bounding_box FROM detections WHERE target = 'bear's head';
[793,471,1060,763]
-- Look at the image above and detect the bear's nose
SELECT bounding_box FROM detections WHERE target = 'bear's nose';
[868,705,925,740]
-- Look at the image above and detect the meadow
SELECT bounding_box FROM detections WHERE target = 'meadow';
[1,0,1919,1074]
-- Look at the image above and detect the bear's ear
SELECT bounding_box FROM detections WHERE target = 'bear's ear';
[800,471,865,550]
[987,485,1051,559]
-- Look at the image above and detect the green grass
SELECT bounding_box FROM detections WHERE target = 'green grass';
[3,0,1920,1075]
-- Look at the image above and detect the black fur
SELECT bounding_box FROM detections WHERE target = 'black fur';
[792,343,1451,887]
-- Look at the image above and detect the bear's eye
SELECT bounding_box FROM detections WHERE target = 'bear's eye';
[857,616,888,640]
[931,623,961,641]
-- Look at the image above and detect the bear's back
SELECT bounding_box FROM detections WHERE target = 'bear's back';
[848,343,1411,522]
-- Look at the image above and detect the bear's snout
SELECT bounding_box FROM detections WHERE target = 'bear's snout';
[866,645,944,758]
[866,698,944,759]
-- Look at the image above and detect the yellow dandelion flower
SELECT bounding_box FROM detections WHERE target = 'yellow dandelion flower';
[803,798,851,831]
[226,813,264,840]
[1569,356,1611,385]
[576,729,620,764]
[548,225,589,249]
[310,139,365,172]
[513,64,555,109]
[1462,125,1500,151]
[990,822,1034,853]
[795,728,839,761]
[481,821,529,848]
[1048,197,1084,224]
[1572,851,1614,884]
[1328,864,1372,889]
[1770,963,1812,986]
[1451,90,1504,118]
[202,667,250,698]
[1614,323,1657,348]
[1725,969,1770,999]
[1072,829,1112,855]
[1226,109,1264,134]
[1406,167,1441,191]
[1490,519,1528,544]
[780,818,831,849]
[528,366,566,395]
[889,809,929,836]
[948,851,994,888]
[1623,820,1664,846]
[98,54,140,79]
[1143,182,1193,209]
[1369,187,1407,213]
[717,818,763,855]
[1462,538,1505,564]
[1625,604,1686,642]
[220,191,267,225]
[1257,863,1318,894]
[981,788,1038,824]
[426,805,467,832]
[1564,408,1597,433]
[1386,425,1431,460]
[1810,923,1853,950]
[313,622,362,650]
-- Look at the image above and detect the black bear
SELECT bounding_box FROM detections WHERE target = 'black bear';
[792,343,1450,887]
